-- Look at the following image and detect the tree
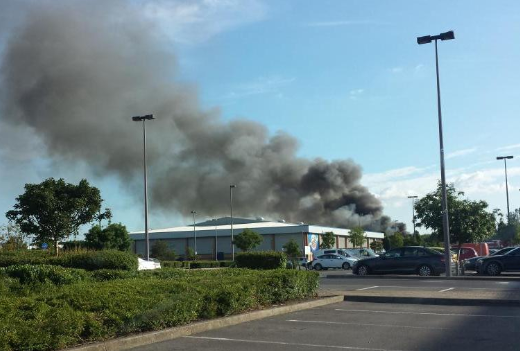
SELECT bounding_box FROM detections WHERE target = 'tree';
[85,223,131,251]
[414,182,496,245]
[233,228,263,252]
[151,240,176,260]
[349,227,365,248]
[0,223,28,251]
[321,232,335,249]
[403,232,423,246]
[370,241,383,252]
[283,239,301,258]
[389,232,404,249]
[6,178,106,255]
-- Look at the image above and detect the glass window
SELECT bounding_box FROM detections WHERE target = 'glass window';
[385,249,402,258]
[403,248,418,257]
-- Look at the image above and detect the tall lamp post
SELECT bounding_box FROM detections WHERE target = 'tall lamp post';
[230,184,237,260]
[417,30,454,277]
[408,195,418,234]
[497,156,514,223]
[132,114,155,261]
[191,210,197,255]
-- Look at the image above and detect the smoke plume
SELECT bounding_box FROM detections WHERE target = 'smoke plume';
[0,0,383,228]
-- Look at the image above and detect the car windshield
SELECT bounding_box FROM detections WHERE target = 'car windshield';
[493,247,515,256]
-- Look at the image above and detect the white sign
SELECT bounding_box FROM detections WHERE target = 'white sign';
[304,245,310,255]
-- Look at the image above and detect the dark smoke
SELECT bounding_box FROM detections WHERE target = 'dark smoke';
[0,0,384,229]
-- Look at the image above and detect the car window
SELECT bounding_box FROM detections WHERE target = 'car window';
[403,248,418,257]
[317,255,326,259]
[385,249,402,258]
[416,249,429,256]
[507,248,520,256]
[324,250,335,254]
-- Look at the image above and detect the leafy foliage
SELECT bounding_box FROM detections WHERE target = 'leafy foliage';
[349,227,365,248]
[150,241,176,261]
[235,251,287,269]
[0,223,28,251]
[403,232,423,246]
[0,268,318,351]
[389,232,404,249]
[6,178,108,255]
[321,231,335,249]
[282,239,301,258]
[414,182,496,244]
[370,241,383,252]
[233,229,263,252]
[85,223,131,251]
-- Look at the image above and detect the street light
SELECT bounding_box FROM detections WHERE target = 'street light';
[230,184,237,261]
[417,30,454,277]
[191,211,197,255]
[132,114,155,261]
[407,196,418,235]
[497,156,514,223]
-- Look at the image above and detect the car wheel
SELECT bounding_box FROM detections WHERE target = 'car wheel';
[357,265,369,276]
[342,262,351,270]
[418,265,432,277]
[486,262,501,276]
[314,263,322,271]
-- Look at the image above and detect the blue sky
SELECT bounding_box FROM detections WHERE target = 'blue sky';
[1,0,520,234]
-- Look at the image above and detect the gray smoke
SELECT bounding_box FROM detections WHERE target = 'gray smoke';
[0,0,383,228]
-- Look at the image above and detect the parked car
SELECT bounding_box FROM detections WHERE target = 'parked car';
[352,246,446,276]
[429,247,457,262]
[476,247,520,276]
[313,249,353,258]
[451,247,479,261]
[298,257,311,269]
[138,258,161,270]
[465,247,516,271]
[311,254,357,270]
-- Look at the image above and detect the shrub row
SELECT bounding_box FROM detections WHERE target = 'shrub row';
[161,260,233,269]
[235,251,287,269]
[0,269,319,351]
[0,250,138,271]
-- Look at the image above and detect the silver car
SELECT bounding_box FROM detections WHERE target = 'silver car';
[311,254,358,270]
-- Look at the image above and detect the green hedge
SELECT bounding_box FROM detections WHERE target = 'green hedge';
[0,250,137,271]
[235,251,287,269]
[0,269,319,351]
[1,265,88,286]
[161,260,233,269]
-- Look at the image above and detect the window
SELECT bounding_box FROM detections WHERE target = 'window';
[385,249,402,258]
[403,248,418,257]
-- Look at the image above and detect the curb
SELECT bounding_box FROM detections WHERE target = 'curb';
[65,295,344,351]
[325,274,520,281]
[342,294,520,307]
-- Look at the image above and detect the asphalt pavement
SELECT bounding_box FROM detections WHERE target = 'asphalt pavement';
[131,300,520,351]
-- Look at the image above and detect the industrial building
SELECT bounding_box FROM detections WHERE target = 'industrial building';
[129,217,384,260]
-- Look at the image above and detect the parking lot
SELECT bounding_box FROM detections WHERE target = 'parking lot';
[132,300,520,351]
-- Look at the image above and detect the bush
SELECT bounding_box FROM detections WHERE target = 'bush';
[0,269,319,351]
[218,260,234,268]
[0,251,51,267]
[161,261,184,269]
[189,261,220,269]
[89,269,137,281]
[50,250,138,271]
[2,264,88,285]
[235,251,287,269]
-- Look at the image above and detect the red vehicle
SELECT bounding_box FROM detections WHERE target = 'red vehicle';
[451,246,479,261]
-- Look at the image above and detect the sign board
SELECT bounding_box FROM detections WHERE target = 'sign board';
[41,243,48,250]
[304,245,310,255]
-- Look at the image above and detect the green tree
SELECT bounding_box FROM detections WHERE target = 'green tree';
[321,232,335,249]
[389,232,404,249]
[233,228,263,252]
[349,227,366,248]
[0,223,28,251]
[370,240,383,252]
[151,240,176,260]
[85,223,131,251]
[6,178,106,255]
[403,232,423,246]
[283,239,301,258]
[414,182,496,245]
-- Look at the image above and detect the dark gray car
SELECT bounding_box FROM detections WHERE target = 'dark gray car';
[352,246,446,276]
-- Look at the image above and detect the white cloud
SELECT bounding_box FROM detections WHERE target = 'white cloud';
[144,0,267,44]
[223,75,295,99]
[446,147,477,159]
[496,143,520,152]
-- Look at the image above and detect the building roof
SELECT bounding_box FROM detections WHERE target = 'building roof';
[129,217,384,240]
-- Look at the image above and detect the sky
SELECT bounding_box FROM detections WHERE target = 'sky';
[1,0,520,235]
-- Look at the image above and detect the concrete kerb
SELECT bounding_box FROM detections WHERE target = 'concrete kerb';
[325,274,520,282]
[342,294,520,307]
[64,295,344,351]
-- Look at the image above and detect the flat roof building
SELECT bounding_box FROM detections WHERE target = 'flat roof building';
[129,217,384,260]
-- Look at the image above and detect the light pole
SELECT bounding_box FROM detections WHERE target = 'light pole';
[132,114,155,261]
[191,210,197,255]
[417,30,454,277]
[215,222,218,261]
[230,184,237,260]
[408,195,418,235]
[497,156,514,223]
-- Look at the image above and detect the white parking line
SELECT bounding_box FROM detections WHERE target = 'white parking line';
[335,309,520,318]
[438,287,454,292]
[357,286,379,291]
[286,319,447,330]
[184,336,413,351]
